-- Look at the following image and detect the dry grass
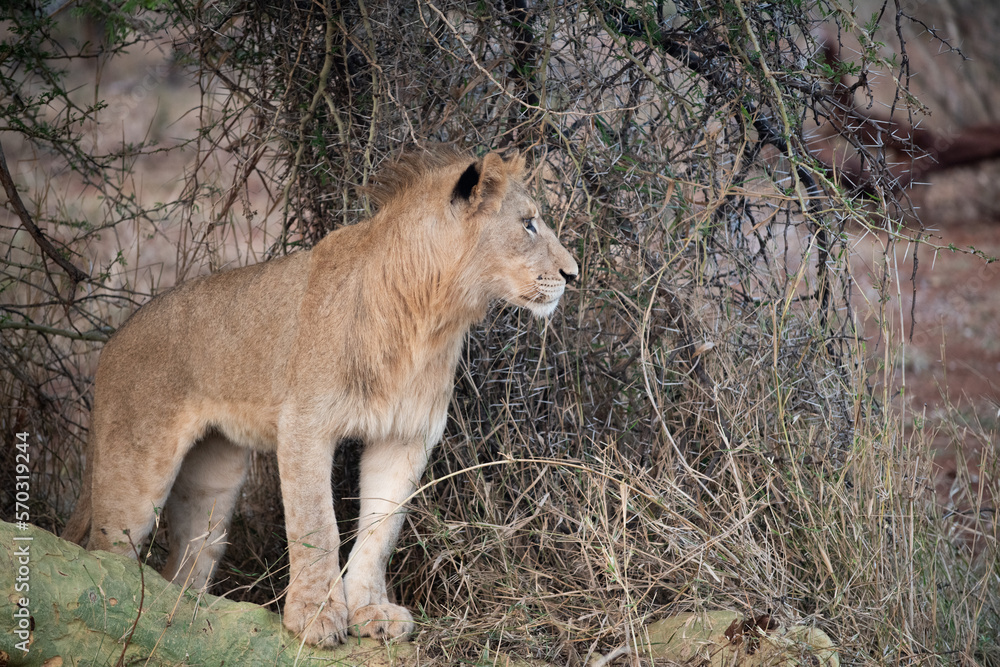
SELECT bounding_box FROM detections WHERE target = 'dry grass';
[2,1,999,664]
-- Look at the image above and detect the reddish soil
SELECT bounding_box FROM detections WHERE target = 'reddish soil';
[881,185,1000,414]
[851,165,1000,542]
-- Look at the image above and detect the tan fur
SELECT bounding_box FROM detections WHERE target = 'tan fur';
[63,146,578,646]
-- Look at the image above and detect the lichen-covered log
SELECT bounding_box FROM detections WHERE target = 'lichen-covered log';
[0,520,412,666]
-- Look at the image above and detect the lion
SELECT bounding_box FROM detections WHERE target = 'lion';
[62,145,578,646]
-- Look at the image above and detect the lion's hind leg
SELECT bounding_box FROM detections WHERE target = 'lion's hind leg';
[343,437,429,639]
[87,427,184,558]
[162,432,250,590]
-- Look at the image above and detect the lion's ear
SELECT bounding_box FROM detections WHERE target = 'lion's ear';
[452,152,510,214]
[452,162,480,204]
[474,152,510,211]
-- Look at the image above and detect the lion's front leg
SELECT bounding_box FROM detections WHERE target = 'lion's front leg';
[344,437,430,639]
[277,433,349,646]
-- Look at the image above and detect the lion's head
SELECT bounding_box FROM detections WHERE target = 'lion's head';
[370,146,578,320]
[449,149,578,318]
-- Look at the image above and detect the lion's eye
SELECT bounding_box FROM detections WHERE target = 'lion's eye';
[523,217,537,234]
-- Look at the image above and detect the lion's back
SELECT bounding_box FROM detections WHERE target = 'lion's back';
[94,251,312,420]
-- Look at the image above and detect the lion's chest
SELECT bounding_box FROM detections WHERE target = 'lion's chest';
[331,371,454,445]
[317,337,463,445]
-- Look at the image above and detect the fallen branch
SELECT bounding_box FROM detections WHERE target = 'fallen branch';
[810,32,1000,193]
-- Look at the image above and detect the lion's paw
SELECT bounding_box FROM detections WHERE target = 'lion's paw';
[283,596,350,646]
[348,602,415,639]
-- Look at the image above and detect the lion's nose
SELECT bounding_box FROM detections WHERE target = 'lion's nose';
[560,269,578,284]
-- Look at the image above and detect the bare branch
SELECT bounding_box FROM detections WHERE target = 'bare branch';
[0,320,109,342]
[0,140,89,287]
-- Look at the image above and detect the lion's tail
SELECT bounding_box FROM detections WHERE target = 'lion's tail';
[61,446,92,547]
